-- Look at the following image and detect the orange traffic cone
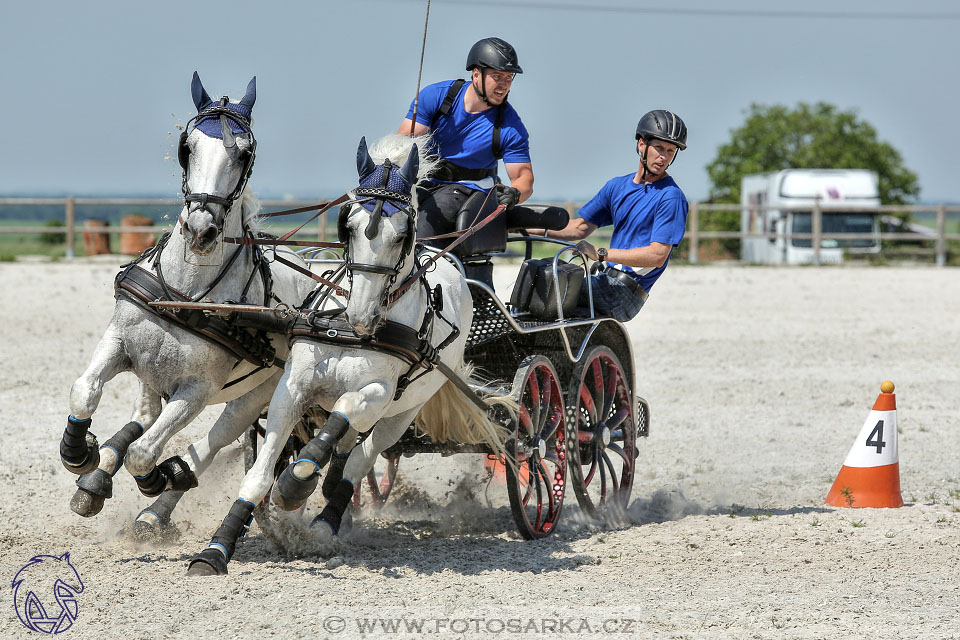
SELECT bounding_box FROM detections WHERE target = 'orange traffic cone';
[825,380,903,508]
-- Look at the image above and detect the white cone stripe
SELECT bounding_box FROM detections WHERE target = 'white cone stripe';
[842,409,898,467]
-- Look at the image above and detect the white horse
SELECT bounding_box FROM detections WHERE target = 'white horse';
[61,72,316,535]
[187,134,511,576]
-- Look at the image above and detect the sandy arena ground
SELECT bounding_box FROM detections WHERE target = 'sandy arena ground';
[0,258,958,639]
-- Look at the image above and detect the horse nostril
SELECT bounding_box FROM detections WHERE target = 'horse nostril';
[200,227,218,246]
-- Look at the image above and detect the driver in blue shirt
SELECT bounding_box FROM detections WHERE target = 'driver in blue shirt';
[538,110,689,322]
[397,37,534,246]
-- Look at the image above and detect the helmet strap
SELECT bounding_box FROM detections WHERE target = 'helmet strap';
[475,69,496,108]
[637,139,650,182]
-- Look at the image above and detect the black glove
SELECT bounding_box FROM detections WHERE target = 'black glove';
[496,185,521,210]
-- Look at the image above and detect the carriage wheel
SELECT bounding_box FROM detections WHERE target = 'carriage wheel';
[505,355,567,540]
[565,346,636,519]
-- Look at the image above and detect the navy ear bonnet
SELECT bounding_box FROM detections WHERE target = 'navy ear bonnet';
[356,162,413,216]
[354,137,418,217]
[195,102,253,138]
[190,71,255,139]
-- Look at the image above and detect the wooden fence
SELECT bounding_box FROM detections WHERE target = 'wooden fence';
[0,197,957,265]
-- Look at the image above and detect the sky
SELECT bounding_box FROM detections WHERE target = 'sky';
[1,0,958,203]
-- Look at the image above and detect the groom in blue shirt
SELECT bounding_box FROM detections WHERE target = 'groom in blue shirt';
[538,110,689,322]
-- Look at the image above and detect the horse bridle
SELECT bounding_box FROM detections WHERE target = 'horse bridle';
[178,97,257,234]
[337,162,417,307]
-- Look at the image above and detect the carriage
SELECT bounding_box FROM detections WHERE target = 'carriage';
[243,198,651,541]
[60,76,650,576]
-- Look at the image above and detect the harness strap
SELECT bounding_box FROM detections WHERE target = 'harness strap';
[272,253,349,298]
[289,316,433,370]
[115,265,283,369]
[492,103,506,161]
[436,78,506,163]
[438,79,466,117]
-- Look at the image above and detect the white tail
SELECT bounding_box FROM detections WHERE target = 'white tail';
[414,362,515,460]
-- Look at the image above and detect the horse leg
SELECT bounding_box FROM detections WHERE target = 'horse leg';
[124,393,212,497]
[70,384,162,517]
[321,434,357,501]
[187,368,312,577]
[274,383,393,512]
[132,491,184,539]
[311,408,417,536]
[62,325,129,474]
[133,377,278,536]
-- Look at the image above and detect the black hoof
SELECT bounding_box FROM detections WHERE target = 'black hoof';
[77,468,113,498]
[272,462,319,511]
[69,488,106,518]
[187,548,228,577]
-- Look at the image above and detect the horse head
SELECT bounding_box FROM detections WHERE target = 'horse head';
[340,135,426,335]
[179,71,257,255]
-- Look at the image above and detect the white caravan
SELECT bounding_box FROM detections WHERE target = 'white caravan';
[741,169,881,264]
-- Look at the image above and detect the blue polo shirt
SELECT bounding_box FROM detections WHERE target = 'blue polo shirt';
[406,80,530,186]
[578,174,688,292]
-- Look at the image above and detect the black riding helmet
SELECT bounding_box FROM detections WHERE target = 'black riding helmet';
[466,37,523,74]
[635,110,687,180]
[466,38,523,108]
[636,110,687,150]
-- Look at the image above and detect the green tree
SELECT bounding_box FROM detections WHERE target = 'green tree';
[707,102,919,204]
[701,103,920,254]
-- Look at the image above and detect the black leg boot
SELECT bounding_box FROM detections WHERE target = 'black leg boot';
[60,416,99,475]
[187,499,255,577]
[273,412,350,511]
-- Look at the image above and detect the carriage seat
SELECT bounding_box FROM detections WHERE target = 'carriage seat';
[453,192,569,286]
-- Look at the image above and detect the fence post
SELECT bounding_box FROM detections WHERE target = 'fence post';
[936,203,946,267]
[65,196,76,258]
[688,202,699,264]
[811,197,822,265]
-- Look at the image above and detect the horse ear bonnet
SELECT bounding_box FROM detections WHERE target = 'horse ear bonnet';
[180,72,257,172]
[356,137,376,181]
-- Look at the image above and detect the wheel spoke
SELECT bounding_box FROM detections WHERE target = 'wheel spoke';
[536,460,555,519]
[537,411,559,441]
[520,459,534,507]
[605,405,630,431]
[537,368,556,437]
[579,382,598,426]
[518,403,533,436]
[527,369,542,437]
[533,461,544,529]
[589,359,606,419]
[603,452,621,492]
[598,453,608,504]
[606,442,632,466]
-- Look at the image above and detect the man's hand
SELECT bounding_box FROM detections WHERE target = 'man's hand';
[575,239,599,261]
[495,185,521,210]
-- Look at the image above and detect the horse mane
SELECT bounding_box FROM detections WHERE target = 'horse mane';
[238,184,262,232]
[366,133,439,183]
